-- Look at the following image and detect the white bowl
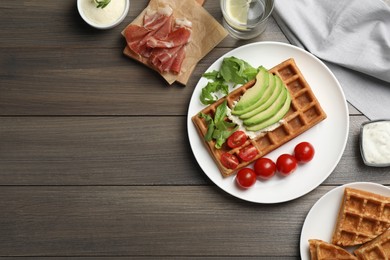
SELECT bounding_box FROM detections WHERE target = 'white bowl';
[77,0,130,30]
[360,119,390,167]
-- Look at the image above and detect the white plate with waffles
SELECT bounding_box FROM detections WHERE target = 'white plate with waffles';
[187,42,349,203]
[300,182,390,260]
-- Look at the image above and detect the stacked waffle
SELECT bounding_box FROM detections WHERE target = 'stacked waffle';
[308,187,390,260]
[192,58,327,177]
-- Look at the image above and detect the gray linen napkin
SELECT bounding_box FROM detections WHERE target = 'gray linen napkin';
[273,0,390,120]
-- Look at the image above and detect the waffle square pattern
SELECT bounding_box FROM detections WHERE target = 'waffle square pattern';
[332,188,390,247]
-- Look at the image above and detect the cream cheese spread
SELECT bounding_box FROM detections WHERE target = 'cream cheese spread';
[361,121,390,166]
[80,0,126,26]
[226,106,282,140]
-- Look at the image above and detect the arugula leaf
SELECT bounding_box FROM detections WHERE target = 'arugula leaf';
[198,112,215,142]
[199,56,260,105]
[200,80,229,105]
[202,70,220,81]
[213,126,238,149]
[198,101,238,149]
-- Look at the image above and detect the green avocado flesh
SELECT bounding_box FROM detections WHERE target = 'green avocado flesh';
[243,85,288,126]
[246,93,291,132]
[232,72,274,116]
[232,67,269,114]
[239,75,283,120]
[230,67,292,132]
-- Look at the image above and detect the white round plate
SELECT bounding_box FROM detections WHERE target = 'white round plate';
[187,42,349,203]
[300,182,390,259]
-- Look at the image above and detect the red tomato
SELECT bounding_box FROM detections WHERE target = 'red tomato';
[236,168,256,189]
[294,142,315,163]
[227,131,247,148]
[220,152,239,170]
[238,145,259,162]
[276,154,298,176]
[254,158,276,180]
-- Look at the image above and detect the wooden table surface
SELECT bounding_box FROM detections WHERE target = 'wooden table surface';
[1,1,389,259]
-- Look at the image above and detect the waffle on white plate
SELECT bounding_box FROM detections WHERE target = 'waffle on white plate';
[192,58,327,177]
[332,187,390,247]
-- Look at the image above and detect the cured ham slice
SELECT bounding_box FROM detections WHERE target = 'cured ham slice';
[124,25,151,55]
[170,45,186,74]
[137,15,174,58]
[150,46,182,72]
[143,6,173,30]
[123,5,191,75]
[146,27,191,49]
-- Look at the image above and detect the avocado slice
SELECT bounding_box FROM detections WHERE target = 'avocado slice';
[239,75,283,120]
[246,92,291,132]
[232,72,274,116]
[243,83,288,126]
[231,67,269,114]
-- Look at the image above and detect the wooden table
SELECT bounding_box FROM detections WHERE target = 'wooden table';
[1,1,389,258]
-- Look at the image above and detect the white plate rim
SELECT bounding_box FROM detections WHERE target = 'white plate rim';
[187,41,349,204]
[299,182,390,260]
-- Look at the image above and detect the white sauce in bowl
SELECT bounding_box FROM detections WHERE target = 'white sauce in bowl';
[361,120,390,166]
[79,0,127,27]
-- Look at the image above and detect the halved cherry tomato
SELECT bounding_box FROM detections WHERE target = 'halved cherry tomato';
[220,152,239,170]
[236,168,256,189]
[227,130,247,148]
[254,158,276,180]
[238,145,259,162]
[276,154,297,176]
[294,142,315,163]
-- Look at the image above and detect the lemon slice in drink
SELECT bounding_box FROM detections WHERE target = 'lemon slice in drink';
[225,0,251,29]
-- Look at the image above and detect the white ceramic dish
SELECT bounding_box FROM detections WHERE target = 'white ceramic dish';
[300,182,390,259]
[77,0,130,30]
[360,119,390,167]
[187,42,349,203]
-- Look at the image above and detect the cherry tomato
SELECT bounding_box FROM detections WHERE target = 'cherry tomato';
[238,145,259,162]
[254,158,276,180]
[227,130,247,148]
[294,142,315,163]
[276,154,298,176]
[236,168,256,189]
[220,152,239,170]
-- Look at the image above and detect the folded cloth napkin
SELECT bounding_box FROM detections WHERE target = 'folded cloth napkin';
[273,0,390,120]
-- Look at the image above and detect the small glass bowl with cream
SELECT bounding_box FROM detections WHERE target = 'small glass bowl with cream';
[77,0,130,30]
[360,119,390,167]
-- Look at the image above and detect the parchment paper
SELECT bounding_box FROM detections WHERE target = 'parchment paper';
[122,0,228,85]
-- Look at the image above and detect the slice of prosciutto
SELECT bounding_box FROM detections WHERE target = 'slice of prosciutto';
[143,6,173,31]
[146,27,191,49]
[170,45,186,74]
[124,5,191,75]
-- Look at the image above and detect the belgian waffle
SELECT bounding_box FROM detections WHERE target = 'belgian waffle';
[332,188,390,247]
[354,228,390,259]
[192,58,327,177]
[309,239,357,260]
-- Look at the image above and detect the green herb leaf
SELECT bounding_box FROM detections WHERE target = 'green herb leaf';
[198,112,215,142]
[214,100,228,125]
[199,101,238,149]
[94,0,111,8]
[199,56,260,105]
[200,80,229,105]
[214,126,238,149]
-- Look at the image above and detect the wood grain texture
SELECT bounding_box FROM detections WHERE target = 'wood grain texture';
[0,0,380,259]
[0,185,331,257]
[1,115,387,186]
